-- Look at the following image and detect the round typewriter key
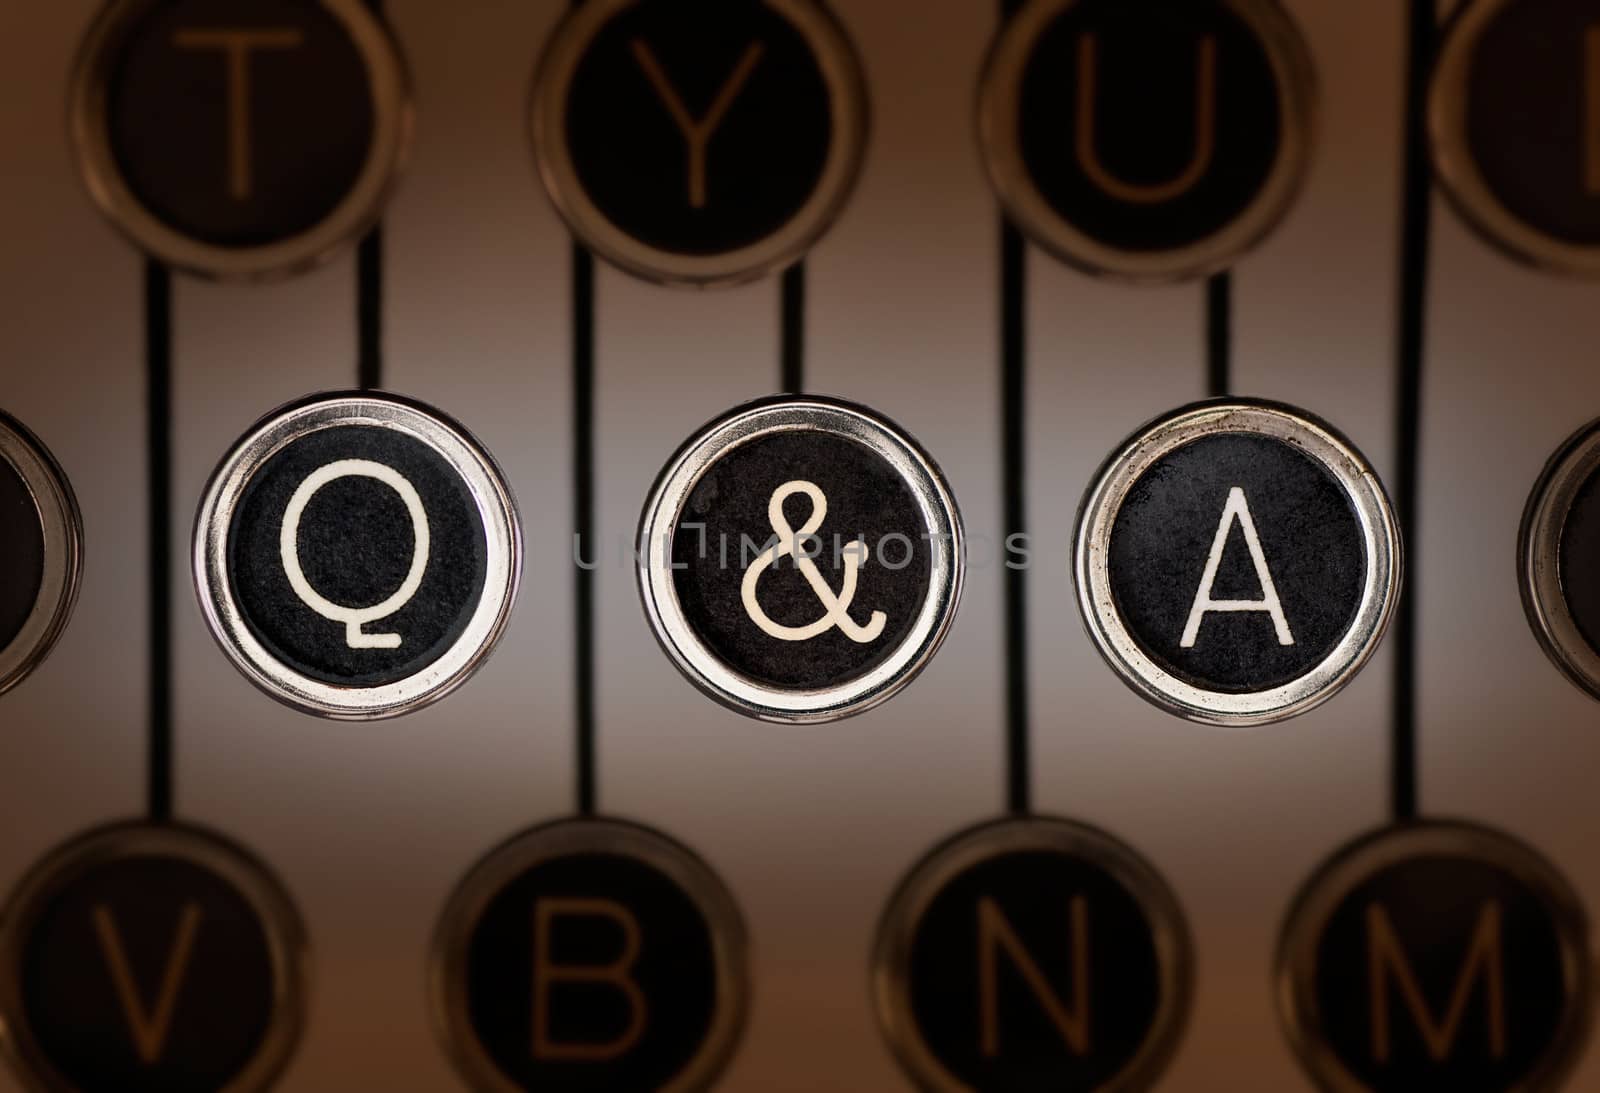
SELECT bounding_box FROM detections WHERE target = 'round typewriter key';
[530,0,868,286]
[1277,821,1593,1093]
[0,821,307,1093]
[194,391,521,720]
[638,395,963,723]
[1519,418,1600,698]
[1075,399,1400,726]
[430,817,748,1093]
[0,411,82,698]
[978,0,1316,281]
[873,817,1193,1093]
[1431,0,1600,276]
[69,0,412,280]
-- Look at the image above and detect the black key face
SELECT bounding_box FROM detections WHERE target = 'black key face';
[875,820,1192,1093]
[980,0,1313,279]
[22,857,275,1092]
[433,821,748,1093]
[567,0,831,256]
[1557,460,1600,655]
[226,425,489,687]
[0,825,306,1093]
[0,453,45,656]
[0,411,82,697]
[195,394,521,719]
[670,430,933,689]
[107,0,374,248]
[1107,433,1366,693]
[1076,401,1399,725]
[468,854,718,1090]
[534,0,867,284]
[72,0,409,277]
[639,398,963,722]
[1021,0,1280,253]
[1280,824,1592,1093]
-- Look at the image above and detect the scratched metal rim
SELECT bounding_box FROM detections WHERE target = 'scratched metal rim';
[0,411,82,699]
[192,390,523,721]
[1275,819,1594,1093]
[0,820,310,1093]
[1074,397,1402,728]
[976,0,1317,283]
[870,815,1194,1093]
[1429,0,1600,278]
[427,816,750,1093]
[68,0,413,282]
[1519,417,1600,700]
[637,394,965,724]
[529,0,870,288]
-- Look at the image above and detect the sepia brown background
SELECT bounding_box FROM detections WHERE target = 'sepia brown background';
[2,0,1598,1088]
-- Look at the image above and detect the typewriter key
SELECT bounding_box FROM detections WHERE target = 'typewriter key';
[194,391,521,720]
[430,818,748,1093]
[0,822,307,1093]
[1431,0,1600,276]
[0,411,82,698]
[1518,417,1600,699]
[530,0,868,286]
[978,0,1316,281]
[873,817,1192,1093]
[1076,399,1400,726]
[638,395,963,723]
[1277,821,1593,1093]
[69,0,411,280]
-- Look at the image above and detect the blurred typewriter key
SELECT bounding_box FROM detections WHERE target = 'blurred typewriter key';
[0,411,82,698]
[1431,0,1600,275]
[430,818,748,1093]
[1277,821,1593,1093]
[872,817,1192,1093]
[0,821,307,1093]
[193,391,521,720]
[1076,399,1400,726]
[1520,417,1600,699]
[978,0,1316,281]
[530,0,868,286]
[638,395,963,723]
[69,0,411,279]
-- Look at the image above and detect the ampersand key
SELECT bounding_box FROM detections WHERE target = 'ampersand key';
[1075,399,1401,725]
[0,410,82,699]
[638,396,964,723]
[530,0,868,286]
[69,0,412,279]
[193,391,522,719]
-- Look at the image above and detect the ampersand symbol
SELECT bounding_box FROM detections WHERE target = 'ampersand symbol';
[740,480,887,644]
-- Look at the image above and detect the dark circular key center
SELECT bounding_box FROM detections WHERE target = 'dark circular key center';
[226,425,488,687]
[1018,0,1282,252]
[670,430,933,689]
[466,852,719,1089]
[564,0,833,255]
[0,455,45,653]
[106,0,375,247]
[1107,433,1366,693]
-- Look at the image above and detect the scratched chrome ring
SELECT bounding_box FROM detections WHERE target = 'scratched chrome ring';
[193,391,523,721]
[68,0,413,281]
[638,395,965,724]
